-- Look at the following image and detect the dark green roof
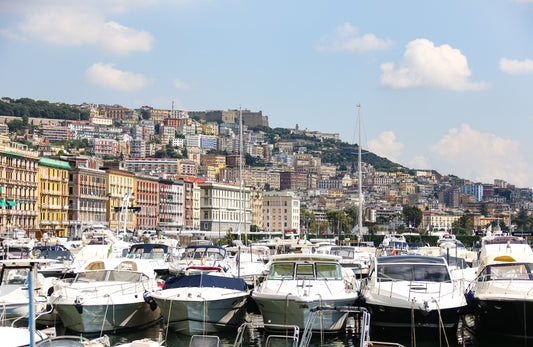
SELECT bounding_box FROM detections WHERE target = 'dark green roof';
[38,158,71,170]
[1,151,25,159]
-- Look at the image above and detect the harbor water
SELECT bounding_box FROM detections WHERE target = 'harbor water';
[53,312,532,347]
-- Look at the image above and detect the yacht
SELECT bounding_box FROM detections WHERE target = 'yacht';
[49,258,161,333]
[360,255,468,332]
[126,243,172,277]
[149,273,249,335]
[469,235,533,337]
[251,253,358,332]
[329,245,374,277]
[0,259,56,324]
[169,245,232,276]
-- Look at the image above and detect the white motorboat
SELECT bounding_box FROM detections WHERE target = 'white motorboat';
[126,243,173,277]
[251,253,358,332]
[169,245,232,276]
[49,258,161,333]
[149,273,249,335]
[360,255,468,333]
[0,259,56,325]
[226,245,270,287]
[469,235,533,338]
[329,245,374,277]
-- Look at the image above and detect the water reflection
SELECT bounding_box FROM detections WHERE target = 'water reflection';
[87,313,532,347]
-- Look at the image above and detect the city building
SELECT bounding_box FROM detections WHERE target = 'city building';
[67,162,108,238]
[135,174,160,232]
[38,158,70,237]
[199,182,251,235]
[0,140,40,237]
[105,169,136,232]
[262,191,300,233]
[159,179,184,232]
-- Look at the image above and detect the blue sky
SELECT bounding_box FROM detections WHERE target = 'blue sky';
[1,0,533,188]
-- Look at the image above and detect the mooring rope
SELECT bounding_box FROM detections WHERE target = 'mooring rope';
[433,299,450,347]
[100,295,111,337]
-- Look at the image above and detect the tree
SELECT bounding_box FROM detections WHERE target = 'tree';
[7,119,23,133]
[452,215,474,235]
[479,202,488,217]
[402,206,423,229]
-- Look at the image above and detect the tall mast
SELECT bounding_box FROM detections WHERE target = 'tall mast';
[239,106,245,244]
[357,104,363,243]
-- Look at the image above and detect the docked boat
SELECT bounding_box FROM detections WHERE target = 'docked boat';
[149,273,249,335]
[49,258,161,333]
[0,259,56,325]
[126,243,172,277]
[329,245,374,277]
[33,245,74,278]
[469,235,533,338]
[169,245,232,276]
[360,255,468,332]
[251,253,358,332]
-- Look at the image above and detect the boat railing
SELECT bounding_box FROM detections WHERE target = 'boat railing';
[61,280,152,298]
[233,322,299,347]
[476,273,533,296]
[371,277,464,302]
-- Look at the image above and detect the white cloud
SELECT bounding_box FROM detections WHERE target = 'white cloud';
[317,23,394,53]
[1,2,154,55]
[409,155,430,170]
[367,131,404,162]
[173,78,191,90]
[430,124,530,186]
[85,63,151,92]
[499,58,533,75]
[379,38,489,91]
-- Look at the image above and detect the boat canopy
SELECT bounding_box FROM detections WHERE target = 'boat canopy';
[163,274,247,291]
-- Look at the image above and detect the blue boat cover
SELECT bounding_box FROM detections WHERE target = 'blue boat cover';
[163,274,247,291]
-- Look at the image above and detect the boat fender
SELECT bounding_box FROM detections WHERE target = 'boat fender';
[47,286,54,296]
[74,297,83,314]
[143,292,158,311]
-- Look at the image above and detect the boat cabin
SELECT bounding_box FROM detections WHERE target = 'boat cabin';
[267,255,343,281]
[372,256,451,283]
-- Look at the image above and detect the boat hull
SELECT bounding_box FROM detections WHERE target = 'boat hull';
[53,301,160,333]
[365,302,463,330]
[473,298,533,338]
[252,295,354,332]
[153,290,248,335]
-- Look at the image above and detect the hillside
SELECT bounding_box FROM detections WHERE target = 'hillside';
[253,126,404,171]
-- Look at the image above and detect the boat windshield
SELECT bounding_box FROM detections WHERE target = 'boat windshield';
[1,268,29,285]
[269,263,295,279]
[479,263,533,281]
[181,247,225,261]
[268,262,342,280]
[330,247,355,260]
[75,270,143,283]
[377,264,451,282]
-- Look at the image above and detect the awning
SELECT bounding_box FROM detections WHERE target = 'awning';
[0,200,7,207]
[6,200,16,207]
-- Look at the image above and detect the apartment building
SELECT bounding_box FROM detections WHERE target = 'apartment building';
[135,175,159,231]
[199,182,251,235]
[38,158,70,237]
[0,140,40,236]
[106,169,136,232]
[262,191,300,233]
[91,138,120,157]
[159,179,184,231]
[67,164,108,237]
[124,157,180,177]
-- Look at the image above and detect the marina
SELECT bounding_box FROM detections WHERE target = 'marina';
[1,229,533,347]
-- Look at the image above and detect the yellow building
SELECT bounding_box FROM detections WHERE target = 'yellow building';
[106,169,137,232]
[38,158,71,237]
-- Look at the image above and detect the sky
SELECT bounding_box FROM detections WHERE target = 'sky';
[1,0,533,188]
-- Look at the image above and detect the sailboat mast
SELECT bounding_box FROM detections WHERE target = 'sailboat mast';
[357,104,363,243]
[239,106,245,245]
